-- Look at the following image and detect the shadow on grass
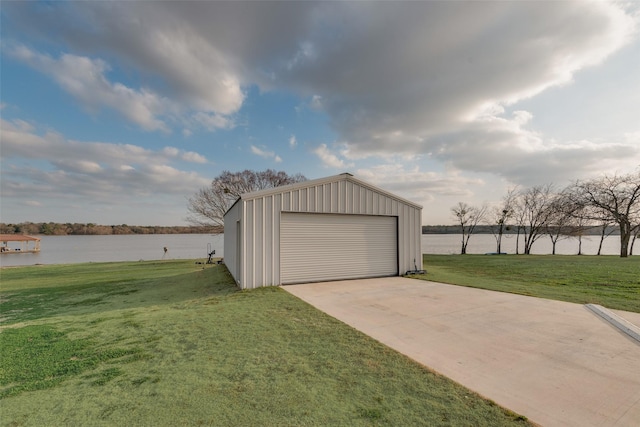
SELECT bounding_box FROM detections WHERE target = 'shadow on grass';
[0,263,239,325]
[0,325,144,398]
[0,261,533,426]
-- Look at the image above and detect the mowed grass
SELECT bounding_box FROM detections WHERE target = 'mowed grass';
[420,254,640,313]
[0,260,529,426]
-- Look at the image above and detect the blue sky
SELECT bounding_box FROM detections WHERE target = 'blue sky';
[1,1,639,226]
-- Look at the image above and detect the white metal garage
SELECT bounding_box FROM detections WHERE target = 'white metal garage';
[223,173,422,289]
[280,213,398,284]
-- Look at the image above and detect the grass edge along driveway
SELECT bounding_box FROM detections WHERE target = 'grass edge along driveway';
[420,254,640,313]
[0,260,530,426]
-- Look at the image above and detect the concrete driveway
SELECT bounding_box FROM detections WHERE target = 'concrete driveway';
[283,277,640,427]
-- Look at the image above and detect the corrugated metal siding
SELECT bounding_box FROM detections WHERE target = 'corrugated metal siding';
[226,174,422,289]
[280,213,397,284]
[272,180,406,216]
[223,201,241,285]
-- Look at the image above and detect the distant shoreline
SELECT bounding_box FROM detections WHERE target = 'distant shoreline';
[422,225,620,236]
[0,222,222,236]
[1,222,620,236]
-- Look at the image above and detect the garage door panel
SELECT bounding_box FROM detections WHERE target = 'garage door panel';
[281,213,397,284]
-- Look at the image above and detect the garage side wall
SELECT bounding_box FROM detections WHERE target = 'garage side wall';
[240,178,422,289]
[223,201,241,286]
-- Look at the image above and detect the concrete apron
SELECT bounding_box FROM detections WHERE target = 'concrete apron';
[283,277,640,427]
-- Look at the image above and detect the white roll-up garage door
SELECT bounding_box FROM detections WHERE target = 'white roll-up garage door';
[280,213,398,284]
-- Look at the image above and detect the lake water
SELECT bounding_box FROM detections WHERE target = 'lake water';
[0,232,627,267]
[422,233,623,256]
[0,234,225,267]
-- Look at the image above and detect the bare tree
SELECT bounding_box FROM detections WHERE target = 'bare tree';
[565,170,640,257]
[629,224,639,256]
[511,194,527,255]
[519,184,556,255]
[489,187,517,254]
[565,214,591,255]
[451,202,487,254]
[595,221,616,255]
[544,193,574,255]
[187,169,306,228]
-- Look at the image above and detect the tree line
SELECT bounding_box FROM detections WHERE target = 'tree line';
[3,170,302,238]
[0,222,220,236]
[451,170,640,257]
[187,169,639,257]
[8,169,635,257]
[422,224,619,236]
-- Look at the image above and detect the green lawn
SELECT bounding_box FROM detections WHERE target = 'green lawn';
[420,254,640,313]
[0,260,529,426]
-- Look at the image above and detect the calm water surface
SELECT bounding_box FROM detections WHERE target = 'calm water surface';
[0,234,224,267]
[0,233,626,267]
[423,233,622,256]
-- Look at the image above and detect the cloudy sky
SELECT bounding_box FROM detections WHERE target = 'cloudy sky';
[1,1,639,226]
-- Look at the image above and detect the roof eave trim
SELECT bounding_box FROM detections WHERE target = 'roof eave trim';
[229,172,422,210]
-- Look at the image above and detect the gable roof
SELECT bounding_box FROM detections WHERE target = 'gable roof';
[231,172,422,210]
[1,234,41,242]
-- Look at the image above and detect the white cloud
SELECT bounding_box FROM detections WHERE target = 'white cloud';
[356,164,484,199]
[250,145,269,158]
[289,135,297,148]
[4,1,640,196]
[511,111,533,126]
[192,112,235,131]
[427,109,640,185]
[8,45,237,134]
[0,118,210,202]
[162,147,180,157]
[10,46,171,132]
[181,151,208,164]
[7,2,247,113]
[278,2,637,185]
[161,146,208,163]
[625,131,640,144]
[352,162,496,224]
[309,95,323,111]
[1,118,210,167]
[250,145,281,163]
[70,160,103,174]
[295,94,324,114]
[313,144,354,169]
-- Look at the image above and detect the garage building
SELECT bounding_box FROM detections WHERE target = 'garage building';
[223,173,422,289]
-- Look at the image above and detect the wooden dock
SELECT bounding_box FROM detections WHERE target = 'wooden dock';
[0,234,41,254]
